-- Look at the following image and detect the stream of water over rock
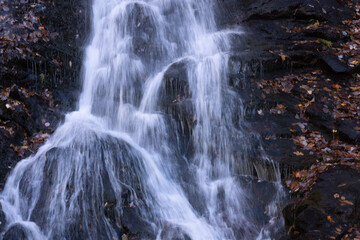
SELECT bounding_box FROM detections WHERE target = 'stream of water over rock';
[0,1,284,239]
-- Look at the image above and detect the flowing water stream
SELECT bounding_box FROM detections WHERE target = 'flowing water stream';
[0,1,284,239]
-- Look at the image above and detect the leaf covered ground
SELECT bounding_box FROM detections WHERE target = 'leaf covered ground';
[0,0,88,187]
[0,0,60,77]
[256,2,360,239]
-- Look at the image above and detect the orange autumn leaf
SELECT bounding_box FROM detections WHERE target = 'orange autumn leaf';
[339,199,354,205]
[280,54,289,61]
[293,151,304,156]
[331,84,341,89]
[327,215,335,223]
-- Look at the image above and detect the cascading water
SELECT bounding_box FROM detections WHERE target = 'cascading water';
[0,0,284,239]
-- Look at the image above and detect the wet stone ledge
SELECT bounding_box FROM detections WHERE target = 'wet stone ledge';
[0,0,91,187]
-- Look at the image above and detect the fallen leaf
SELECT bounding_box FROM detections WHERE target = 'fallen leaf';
[332,84,341,89]
[327,215,335,223]
[293,151,304,156]
[290,181,301,192]
[350,86,360,91]
[340,199,354,205]
[307,143,315,148]
[351,59,359,65]
[280,54,289,61]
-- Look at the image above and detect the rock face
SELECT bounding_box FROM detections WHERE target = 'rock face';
[217,0,360,239]
[283,166,360,239]
[223,0,358,169]
[0,0,91,187]
[0,0,359,239]
[163,0,359,237]
[3,225,27,240]
[0,204,6,233]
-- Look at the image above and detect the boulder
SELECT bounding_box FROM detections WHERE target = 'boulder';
[0,204,6,233]
[320,54,350,73]
[3,225,27,240]
[283,166,360,239]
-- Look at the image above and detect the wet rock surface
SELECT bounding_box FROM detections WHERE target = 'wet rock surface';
[3,224,27,240]
[0,204,6,233]
[220,0,360,238]
[283,166,360,239]
[0,0,91,187]
[0,0,359,239]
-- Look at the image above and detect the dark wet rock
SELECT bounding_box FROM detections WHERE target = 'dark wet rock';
[0,0,358,239]
[158,225,191,240]
[283,166,360,239]
[305,102,333,123]
[121,207,155,238]
[163,62,190,100]
[165,100,194,157]
[0,147,19,189]
[22,135,152,239]
[229,63,317,172]
[0,120,24,185]
[129,3,164,63]
[160,60,192,106]
[0,85,66,185]
[220,2,360,238]
[0,0,90,187]
[305,102,335,132]
[220,0,357,80]
[0,100,35,136]
[215,0,244,28]
[263,138,316,171]
[242,97,318,172]
[1,0,90,90]
[303,26,350,43]
[3,224,27,240]
[241,0,352,24]
[0,204,6,232]
[306,102,360,145]
[336,118,360,144]
[320,54,350,73]
[217,0,352,28]
[228,56,266,81]
[8,86,58,132]
[235,176,287,239]
[239,176,279,209]
[159,61,195,157]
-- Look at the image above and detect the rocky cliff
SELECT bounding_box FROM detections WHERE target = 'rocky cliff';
[0,0,359,239]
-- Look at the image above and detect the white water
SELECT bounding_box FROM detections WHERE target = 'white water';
[0,1,284,239]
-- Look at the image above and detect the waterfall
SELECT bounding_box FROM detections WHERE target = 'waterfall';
[0,1,284,239]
